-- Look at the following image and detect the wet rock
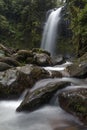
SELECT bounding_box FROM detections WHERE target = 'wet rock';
[32,48,51,56]
[33,53,53,66]
[0,50,5,57]
[58,88,87,125]
[66,52,87,78]
[0,57,21,67]
[17,64,50,82]
[50,71,62,78]
[16,81,69,112]
[0,62,12,71]
[52,55,65,65]
[0,68,28,99]
[12,50,34,64]
[0,44,11,55]
[26,57,34,64]
[0,64,50,99]
[13,49,52,66]
[66,62,87,78]
[13,55,26,63]
[17,50,33,58]
[0,44,16,56]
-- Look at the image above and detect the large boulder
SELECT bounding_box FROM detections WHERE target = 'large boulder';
[0,64,50,99]
[58,88,87,125]
[17,64,50,82]
[50,71,63,78]
[17,50,33,58]
[0,50,5,57]
[66,62,87,78]
[32,48,51,56]
[13,48,53,66]
[52,55,65,65]
[13,50,34,64]
[0,57,21,67]
[66,52,87,78]
[16,81,69,112]
[0,68,29,99]
[0,44,16,56]
[0,62,12,71]
[33,53,53,66]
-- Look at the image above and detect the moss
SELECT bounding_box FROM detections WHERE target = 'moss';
[32,48,50,56]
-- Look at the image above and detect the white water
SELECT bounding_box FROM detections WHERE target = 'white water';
[0,101,86,130]
[41,7,63,56]
[0,76,87,130]
[0,61,87,130]
[43,61,72,71]
[30,77,86,92]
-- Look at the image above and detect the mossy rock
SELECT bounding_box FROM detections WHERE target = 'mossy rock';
[30,66,50,80]
[0,62,12,71]
[0,57,21,67]
[16,81,69,112]
[0,50,5,57]
[33,53,53,66]
[77,52,87,63]
[26,57,34,64]
[13,55,26,63]
[0,64,51,100]
[58,88,87,125]
[32,48,51,56]
[17,50,33,58]
[66,62,87,78]
[0,44,16,56]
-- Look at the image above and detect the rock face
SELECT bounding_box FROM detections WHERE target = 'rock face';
[0,62,12,71]
[66,62,87,78]
[33,53,53,66]
[12,48,53,67]
[58,88,87,125]
[17,64,50,83]
[66,53,87,78]
[16,81,69,112]
[0,44,53,67]
[32,48,51,56]
[0,64,50,99]
[0,57,21,67]
[0,68,28,99]
[0,44,17,56]
[52,55,65,65]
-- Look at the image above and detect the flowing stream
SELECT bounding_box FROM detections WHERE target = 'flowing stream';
[0,74,87,130]
[0,99,87,130]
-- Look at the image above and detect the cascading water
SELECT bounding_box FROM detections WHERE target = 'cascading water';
[41,7,63,56]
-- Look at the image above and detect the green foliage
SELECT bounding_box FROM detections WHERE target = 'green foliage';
[0,15,9,30]
[67,0,87,56]
[0,0,57,49]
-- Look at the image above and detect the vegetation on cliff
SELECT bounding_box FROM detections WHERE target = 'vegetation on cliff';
[0,0,57,48]
[67,0,87,56]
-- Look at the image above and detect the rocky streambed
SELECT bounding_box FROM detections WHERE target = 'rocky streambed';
[0,44,87,128]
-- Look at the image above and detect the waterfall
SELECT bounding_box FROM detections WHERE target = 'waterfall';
[41,7,63,56]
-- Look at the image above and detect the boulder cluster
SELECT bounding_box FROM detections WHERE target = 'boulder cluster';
[0,44,87,125]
